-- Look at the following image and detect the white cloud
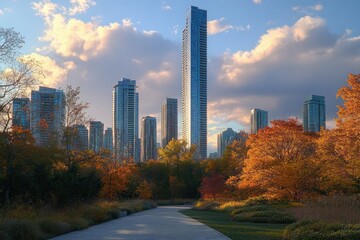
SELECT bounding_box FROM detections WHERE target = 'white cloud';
[293,4,324,14]
[253,0,262,4]
[208,17,249,35]
[68,0,96,15]
[0,9,3,16]
[161,2,171,11]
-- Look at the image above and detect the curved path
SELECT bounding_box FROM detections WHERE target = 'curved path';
[51,205,229,240]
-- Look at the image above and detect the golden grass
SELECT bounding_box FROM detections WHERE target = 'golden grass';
[287,195,360,224]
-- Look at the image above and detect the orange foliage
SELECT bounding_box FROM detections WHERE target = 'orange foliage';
[240,118,320,201]
[99,161,136,200]
[199,174,226,199]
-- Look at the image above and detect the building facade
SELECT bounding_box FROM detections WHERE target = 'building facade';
[72,124,89,150]
[89,121,104,152]
[103,127,113,152]
[251,109,268,134]
[182,6,207,160]
[217,128,237,158]
[30,86,65,146]
[141,116,157,162]
[161,98,178,147]
[303,95,326,132]
[12,98,30,130]
[113,78,139,161]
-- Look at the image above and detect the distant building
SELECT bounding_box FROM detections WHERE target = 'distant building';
[89,121,104,152]
[72,124,89,150]
[12,98,30,130]
[182,6,207,160]
[141,116,157,162]
[30,86,65,146]
[303,95,326,132]
[161,98,178,147]
[217,128,236,158]
[103,127,113,152]
[251,109,268,134]
[113,78,139,161]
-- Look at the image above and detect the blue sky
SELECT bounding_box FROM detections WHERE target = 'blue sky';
[1,0,360,154]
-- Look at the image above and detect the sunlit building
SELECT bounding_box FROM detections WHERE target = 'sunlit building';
[182,6,207,160]
[103,127,113,152]
[12,98,30,130]
[251,109,268,134]
[303,95,326,132]
[30,86,65,146]
[113,78,139,161]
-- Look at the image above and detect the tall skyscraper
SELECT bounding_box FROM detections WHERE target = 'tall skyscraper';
[30,86,65,146]
[113,78,139,161]
[89,121,104,152]
[161,98,178,147]
[12,98,30,130]
[141,116,157,162]
[103,127,113,152]
[182,6,207,160]
[72,124,89,150]
[303,95,326,132]
[251,109,268,134]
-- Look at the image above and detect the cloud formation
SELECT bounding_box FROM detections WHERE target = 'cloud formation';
[208,17,250,35]
[293,4,324,14]
[253,0,262,4]
[207,16,360,135]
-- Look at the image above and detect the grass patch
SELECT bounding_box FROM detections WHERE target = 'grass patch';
[0,200,156,240]
[181,209,287,240]
[283,220,360,240]
[156,199,195,206]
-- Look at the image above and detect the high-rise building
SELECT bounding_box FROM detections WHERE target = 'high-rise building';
[12,98,30,130]
[89,121,104,152]
[251,109,268,134]
[103,127,113,151]
[141,116,157,162]
[161,98,178,147]
[182,6,207,160]
[217,128,236,158]
[72,124,89,150]
[303,95,326,132]
[113,78,139,161]
[30,86,65,146]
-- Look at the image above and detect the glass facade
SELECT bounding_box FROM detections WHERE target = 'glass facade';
[30,86,65,146]
[182,6,207,160]
[303,95,326,132]
[113,78,139,161]
[161,98,178,147]
[251,109,268,134]
[89,121,104,152]
[141,116,157,162]
[103,127,113,152]
[12,98,30,130]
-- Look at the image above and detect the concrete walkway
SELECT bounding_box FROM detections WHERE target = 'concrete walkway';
[51,206,229,240]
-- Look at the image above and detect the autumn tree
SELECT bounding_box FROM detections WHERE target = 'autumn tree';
[199,174,226,199]
[239,118,320,201]
[317,74,360,193]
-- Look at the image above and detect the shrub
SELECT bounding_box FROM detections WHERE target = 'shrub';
[283,220,360,240]
[38,219,72,237]
[214,201,244,213]
[0,219,43,240]
[233,209,296,224]
[230,205,273,216]
[193,201,220,211]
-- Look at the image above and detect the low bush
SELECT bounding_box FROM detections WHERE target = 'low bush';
[283,220,360,240]
[0,219,43,240]
[193,201,220,211]
[233,209,296,224]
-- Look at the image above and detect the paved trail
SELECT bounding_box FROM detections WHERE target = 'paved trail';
[51,205,229,240]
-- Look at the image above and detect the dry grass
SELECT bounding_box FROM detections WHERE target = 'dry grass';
[288,195,360,224]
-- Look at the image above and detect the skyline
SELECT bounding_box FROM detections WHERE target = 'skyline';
[1,0,360,153]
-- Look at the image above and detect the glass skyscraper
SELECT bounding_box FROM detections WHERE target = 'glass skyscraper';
[30,86,65,146]
[182,6,207,160]
[113,78,139,161]
[72,124,89,150]
[141,116,157,162]
[303,95,326,132]
[103,127,113,152]
[89,121,104,152]
[161,98,178,147]
[251,109,268,134]
[12,98,30,130]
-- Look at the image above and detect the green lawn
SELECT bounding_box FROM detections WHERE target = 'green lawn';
[181,209,288,240]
